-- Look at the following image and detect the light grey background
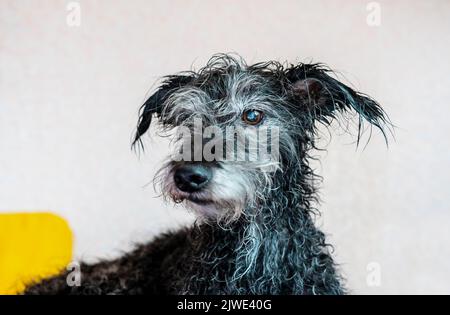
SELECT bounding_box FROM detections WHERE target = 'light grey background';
[1,0,449,294]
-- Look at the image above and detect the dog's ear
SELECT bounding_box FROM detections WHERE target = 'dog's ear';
[286,64,390,144]
[133,74,193,149]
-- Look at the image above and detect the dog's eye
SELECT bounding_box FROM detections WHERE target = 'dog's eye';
[242,109,264,125]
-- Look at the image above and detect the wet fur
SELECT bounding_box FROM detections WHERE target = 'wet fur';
[25,54,389,295]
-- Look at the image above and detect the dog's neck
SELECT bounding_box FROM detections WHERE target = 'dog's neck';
[183,159,344,294]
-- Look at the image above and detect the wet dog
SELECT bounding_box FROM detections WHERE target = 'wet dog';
[26,54,389,295]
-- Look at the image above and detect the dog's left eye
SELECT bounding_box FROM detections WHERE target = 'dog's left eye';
[242,109,264,125]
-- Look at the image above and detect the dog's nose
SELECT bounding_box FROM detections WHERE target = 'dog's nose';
[174,164,212,192]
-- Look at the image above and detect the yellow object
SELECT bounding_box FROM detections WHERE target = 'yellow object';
[0,213,73,294]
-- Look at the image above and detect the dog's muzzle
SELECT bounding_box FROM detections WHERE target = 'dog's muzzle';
[173,164,212,193]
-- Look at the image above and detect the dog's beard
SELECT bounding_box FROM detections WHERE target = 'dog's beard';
[158,162,258,224]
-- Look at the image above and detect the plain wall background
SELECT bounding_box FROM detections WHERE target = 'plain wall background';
[1,0,449,294]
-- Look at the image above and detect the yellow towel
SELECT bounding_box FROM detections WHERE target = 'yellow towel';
[0,213,73,294]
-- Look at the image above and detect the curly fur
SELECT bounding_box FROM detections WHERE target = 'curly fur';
[25,54,389,295]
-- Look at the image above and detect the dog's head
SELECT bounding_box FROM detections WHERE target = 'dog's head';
[133,54,389,223]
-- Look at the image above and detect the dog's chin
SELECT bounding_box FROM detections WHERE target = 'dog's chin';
[184,195,213,205]
[180,195,222,219]
[169,191,243,222]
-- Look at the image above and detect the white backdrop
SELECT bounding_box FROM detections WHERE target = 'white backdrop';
[1,0,449,294]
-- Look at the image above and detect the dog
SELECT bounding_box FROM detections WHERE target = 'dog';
[25,54,389,295]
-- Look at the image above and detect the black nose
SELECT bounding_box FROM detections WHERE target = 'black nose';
[174,164,212,192]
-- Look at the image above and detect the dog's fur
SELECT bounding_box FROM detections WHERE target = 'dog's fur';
[25,54,389,295]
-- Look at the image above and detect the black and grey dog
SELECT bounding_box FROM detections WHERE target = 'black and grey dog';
[26,54,389,295]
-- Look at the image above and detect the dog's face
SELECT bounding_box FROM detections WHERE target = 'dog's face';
[134,55,388,223]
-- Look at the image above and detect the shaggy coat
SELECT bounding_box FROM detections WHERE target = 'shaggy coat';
[25,54,389,295]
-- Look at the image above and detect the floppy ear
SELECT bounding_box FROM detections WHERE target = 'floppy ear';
[286,64,390,144]
[133,74,193,149]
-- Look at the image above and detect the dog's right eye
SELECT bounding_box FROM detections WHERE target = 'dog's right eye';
[242,109,264,125]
